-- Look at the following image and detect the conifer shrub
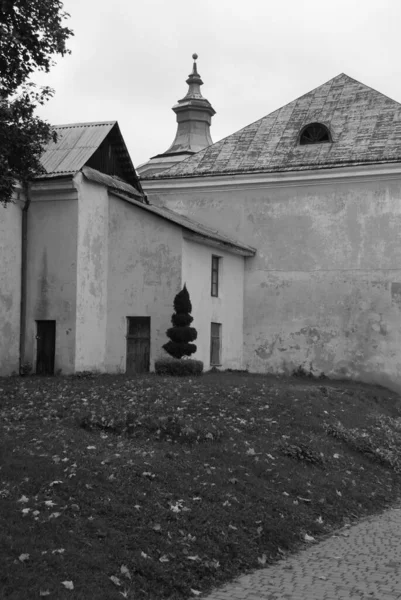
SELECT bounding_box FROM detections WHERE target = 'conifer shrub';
[163,284,198,360]
[157,284,203,375]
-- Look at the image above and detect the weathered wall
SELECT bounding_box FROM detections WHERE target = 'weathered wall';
[25,181,78,373]
[0,199,22,375]
[74,175,109,372]
[144,175,401,390]
[182,238,244,369]
[106,193,183,372]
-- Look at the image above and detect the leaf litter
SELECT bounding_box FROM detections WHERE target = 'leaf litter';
[1,372,401,598]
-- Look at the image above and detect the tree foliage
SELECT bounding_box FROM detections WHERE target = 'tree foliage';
[163,285,198,359]
[0,0,73,203]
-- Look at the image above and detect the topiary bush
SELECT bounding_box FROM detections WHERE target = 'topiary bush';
[155,357,203,376]
[163,284,198,360]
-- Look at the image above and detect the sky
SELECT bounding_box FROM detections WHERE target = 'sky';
[33,0,401,169]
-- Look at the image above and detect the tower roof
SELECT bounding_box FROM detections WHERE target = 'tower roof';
[137,55,216,177]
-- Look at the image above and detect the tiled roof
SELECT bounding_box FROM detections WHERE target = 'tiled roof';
[147,74,401,179]
[40,122,116,175]
[82,167,143,199]
[110,190,256,256]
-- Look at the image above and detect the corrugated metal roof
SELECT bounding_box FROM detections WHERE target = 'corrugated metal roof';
[82,167,143,199]
[40,122,116,174]
[110,190,256,256]
[146,74,401,179]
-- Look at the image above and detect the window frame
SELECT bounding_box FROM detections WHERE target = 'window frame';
[299,122,332,145]
[211,255,220,297]
[210,322,222,366]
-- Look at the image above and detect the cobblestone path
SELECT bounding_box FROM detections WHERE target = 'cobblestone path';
[200,505,401,599]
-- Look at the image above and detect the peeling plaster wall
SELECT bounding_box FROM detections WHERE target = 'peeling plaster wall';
[75,176,108,372]
[25,188,78,374]
[106,193,182,372]
[0,200,22,375]
[145,176,401,390]
[182,238,244,369]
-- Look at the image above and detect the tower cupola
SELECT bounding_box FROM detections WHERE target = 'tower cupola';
[137,54,216,177]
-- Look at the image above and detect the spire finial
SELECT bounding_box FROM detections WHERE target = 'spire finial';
[192,53,198,60]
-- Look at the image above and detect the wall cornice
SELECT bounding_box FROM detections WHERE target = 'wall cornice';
[142,163,401,194]
[30,176,78,202]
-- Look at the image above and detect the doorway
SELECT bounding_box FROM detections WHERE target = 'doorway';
[36,320,56,375]
[126,317,150,374]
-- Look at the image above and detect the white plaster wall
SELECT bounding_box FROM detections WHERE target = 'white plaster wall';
[74,175,109,372]
[145,175,401,391]
[106,193,183,372]
[182,238,244,370]
[0,200,22,375]
[25,187,78,374]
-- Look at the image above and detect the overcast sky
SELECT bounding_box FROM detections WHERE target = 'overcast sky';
[34,0,401,168]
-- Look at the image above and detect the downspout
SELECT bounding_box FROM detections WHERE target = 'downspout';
[19,181,31,374]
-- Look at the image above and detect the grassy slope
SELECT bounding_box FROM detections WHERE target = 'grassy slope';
[1,373,401,599]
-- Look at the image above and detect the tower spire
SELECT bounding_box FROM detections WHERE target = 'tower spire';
[137,54,216,177]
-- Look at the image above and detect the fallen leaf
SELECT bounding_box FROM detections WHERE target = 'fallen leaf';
[120,564,131,579]
[61,581,74,590]
[159,555,169,562]
[17,495,29,503]
[191,590,201,596]
[44,500,57,507]
[110,575,122,587]
[39,590,50,596]
[87,446,96,450]
[257,554,267,565]
[19,553,30,562]
[304,534,315,542]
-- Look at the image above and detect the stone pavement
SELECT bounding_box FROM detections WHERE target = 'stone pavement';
[200,505,401,599]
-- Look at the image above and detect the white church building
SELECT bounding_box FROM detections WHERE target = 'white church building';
[2,56,401,391]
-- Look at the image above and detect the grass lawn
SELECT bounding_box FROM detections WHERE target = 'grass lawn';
[1,372,401,599]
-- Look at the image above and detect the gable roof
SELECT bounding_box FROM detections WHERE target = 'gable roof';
[39,121,143,193]
[110,190,256,257]
[147,74,401,179]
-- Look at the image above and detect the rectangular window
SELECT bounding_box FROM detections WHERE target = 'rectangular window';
[211,255,220,297]
[210,322,222,366]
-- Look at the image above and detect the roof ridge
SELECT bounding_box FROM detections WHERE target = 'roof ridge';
[53,121,117,129]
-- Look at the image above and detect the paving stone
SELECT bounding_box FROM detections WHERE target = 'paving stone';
[198,504,401,599]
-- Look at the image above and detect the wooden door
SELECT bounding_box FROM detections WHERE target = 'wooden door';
[36,321,56,375]
[126,317,150,374]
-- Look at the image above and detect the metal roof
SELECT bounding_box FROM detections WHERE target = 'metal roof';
[145,74,401,179]
[110,190,256,256]
[40,122,116,175]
